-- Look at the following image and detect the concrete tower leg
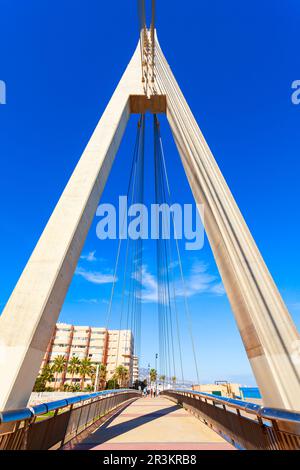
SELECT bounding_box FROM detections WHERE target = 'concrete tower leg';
[0,45,144,410]
[154,37,300,410]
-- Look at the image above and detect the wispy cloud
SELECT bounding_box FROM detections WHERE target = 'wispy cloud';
[289,302,300,312]
[174,261,216,297]
[210,282,225,296]
[132,261,225,304]
[80,251,97,262]
[78,298,100,304]
[132,266,158,302]
[168,260,179,270]
[77,297,109,305]
[75,266,115,284]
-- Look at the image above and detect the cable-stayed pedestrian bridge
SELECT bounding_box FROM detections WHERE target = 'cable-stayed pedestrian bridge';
[0,1,299,451]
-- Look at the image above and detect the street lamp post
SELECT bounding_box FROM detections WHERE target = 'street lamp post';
[148,363,150,389]
[94,364,100,392]
[155,353,158,393]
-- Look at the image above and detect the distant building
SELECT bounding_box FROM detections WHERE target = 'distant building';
[40,323,135,389]
[105,329,134,383]
[132,355,139,383]
[192,382,241,398]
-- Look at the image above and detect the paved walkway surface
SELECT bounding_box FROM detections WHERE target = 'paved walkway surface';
[73,397,234,450]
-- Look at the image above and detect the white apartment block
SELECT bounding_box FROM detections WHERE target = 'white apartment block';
[40,323,135,389]
[132,355,139,383]
[105,330,134,381]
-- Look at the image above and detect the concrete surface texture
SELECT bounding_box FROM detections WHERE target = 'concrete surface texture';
[70,397,234,450]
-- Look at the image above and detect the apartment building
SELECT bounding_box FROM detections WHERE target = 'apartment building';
[106,330,134,381]
[40,323,134,389]
[132,355,139,383]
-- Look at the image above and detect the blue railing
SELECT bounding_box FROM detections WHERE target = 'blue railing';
[162,389,300,450]
[0,389,133,424]
[173,388,300,424]
[0,388,141,450]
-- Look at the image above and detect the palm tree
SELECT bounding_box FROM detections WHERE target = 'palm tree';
[115,365,129,387]
[99,364,107,390]
[124,368,129,386]
[52,355,67,390]
[34,364,54,392]
[171,376,177,387]
[106,375,120,390]
[79,358,95,390]
[70,383,80,392]
[67,356,81,386]
[89,364,106,391]
[150,368,157,385]
[42,364,54,384]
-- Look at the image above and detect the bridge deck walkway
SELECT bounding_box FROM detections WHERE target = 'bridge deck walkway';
[70,397,234,450]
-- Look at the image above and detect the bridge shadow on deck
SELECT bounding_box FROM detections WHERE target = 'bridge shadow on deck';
[77,403,180,449]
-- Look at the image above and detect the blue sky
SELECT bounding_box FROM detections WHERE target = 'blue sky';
[0,1,299,385]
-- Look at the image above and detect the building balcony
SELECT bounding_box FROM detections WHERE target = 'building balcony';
[51,347,69,353]
[71,342,88,348]
[89,339,105,346]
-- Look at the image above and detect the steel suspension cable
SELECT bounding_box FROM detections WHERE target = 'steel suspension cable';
[120,115,145,372]
[156,141,177,380]
[115,116,145,371]
[154,115,200,385]
[154,117,179,383]
[105,119,142,331]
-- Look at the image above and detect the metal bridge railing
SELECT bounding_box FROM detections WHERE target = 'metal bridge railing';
[161,389,300,450]
[0,389,141,450]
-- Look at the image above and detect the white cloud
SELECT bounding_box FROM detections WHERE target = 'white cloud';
[77,297,110,305]
[75,266,115,285]
[78,298,100,304]
[210,282,226,296]
[290,302,300,312]
[132,266,158,302]
[168,260,179,269]
[132,261,225,304]
[173,260,222,298]
[80,251,97,262]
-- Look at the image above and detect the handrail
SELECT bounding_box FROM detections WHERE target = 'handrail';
[259,407,300,424]
[0,389,136,424]
[169,389,300,424]
[162,389,300,450]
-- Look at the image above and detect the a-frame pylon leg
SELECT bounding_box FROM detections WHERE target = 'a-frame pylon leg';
[154,37,300,410]
[0,44,144,410]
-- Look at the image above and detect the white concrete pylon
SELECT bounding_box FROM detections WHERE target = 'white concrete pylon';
[0,43,145,410]
[0,31,299,411]
[154,35,300,410]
